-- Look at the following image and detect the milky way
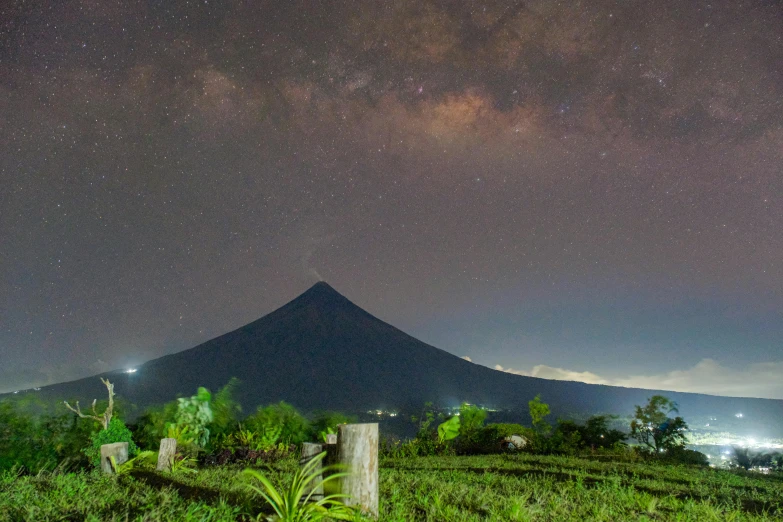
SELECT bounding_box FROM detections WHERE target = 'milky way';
[2,0,782,398]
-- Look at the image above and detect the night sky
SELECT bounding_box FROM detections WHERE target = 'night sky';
[2,0,782,399]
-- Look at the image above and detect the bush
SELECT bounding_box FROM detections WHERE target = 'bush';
[208,378,242,439]
[0,399,93,473]
[245,402,310,445]
[171,387,213,448]
[552,416,627,453]
[309,411,357,441]
[129,400,178,450]
[85,418,138,468]
[470,423,533,454]
[658,447,709,467]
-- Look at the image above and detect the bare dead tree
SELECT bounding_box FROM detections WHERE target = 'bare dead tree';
[64,378,114,430]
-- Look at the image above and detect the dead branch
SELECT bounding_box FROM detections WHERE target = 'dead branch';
[64,377,114,430]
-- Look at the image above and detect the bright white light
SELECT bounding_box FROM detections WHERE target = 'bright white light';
[126,368,137,374]
[748,438,756,445]
[735,413,743,418]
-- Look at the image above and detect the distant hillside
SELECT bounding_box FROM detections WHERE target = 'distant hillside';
[12,282,783,435]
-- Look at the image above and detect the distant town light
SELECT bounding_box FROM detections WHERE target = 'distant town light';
[126,368,137,374]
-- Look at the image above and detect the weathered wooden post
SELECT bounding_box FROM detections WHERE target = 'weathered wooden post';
[300,442,325,500]
[324,433,338,468]
[337,423,379,518]
[100,442,128,474]
[157,438,177,472]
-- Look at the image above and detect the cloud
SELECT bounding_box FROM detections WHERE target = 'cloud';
[492,359,783,400]
[494,364,610,385]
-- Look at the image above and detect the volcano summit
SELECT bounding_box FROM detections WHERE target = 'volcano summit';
[23,283,783,435]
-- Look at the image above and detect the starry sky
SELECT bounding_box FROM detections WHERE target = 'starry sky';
[2,0,782,399]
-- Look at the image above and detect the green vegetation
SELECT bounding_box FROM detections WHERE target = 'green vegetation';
[242,452,354,521]
[84,417,138,467]
[1,452,781,521]
[171,387,214,449]
[2,381,782,520]
[630,395,688,453]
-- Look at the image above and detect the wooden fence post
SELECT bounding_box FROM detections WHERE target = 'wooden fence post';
[337,423,379,519]
[300,442,325,500]
[100,442,128,474]
[157,438,177,472]
[324,433,338,468]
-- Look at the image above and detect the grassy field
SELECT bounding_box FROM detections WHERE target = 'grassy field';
[1,453,781,521]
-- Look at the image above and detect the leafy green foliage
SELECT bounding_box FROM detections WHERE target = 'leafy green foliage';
[309,411,357,441]
[528,394,551,435]
[85,418,138,468]
[630,395,688,452]
[208,378,242,439]
[109,450,157,476]
[242,452,354,521]
[169,454,199,474]
[0,398,94,472]
[437,416,460,444]
[170,387,213,449]
[555,416,627,452]
[129,399,179,450]
[658,447,710,467]
[458,403,487,440]
[227,426,283,451]
[319,427,336,443]
[245,402,310,445]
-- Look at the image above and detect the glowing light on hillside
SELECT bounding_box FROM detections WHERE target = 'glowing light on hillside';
[126,368,137,374]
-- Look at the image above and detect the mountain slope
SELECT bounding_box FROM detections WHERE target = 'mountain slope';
[19,283,783,434]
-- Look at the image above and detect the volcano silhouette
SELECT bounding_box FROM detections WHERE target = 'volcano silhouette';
[25,283,783,433]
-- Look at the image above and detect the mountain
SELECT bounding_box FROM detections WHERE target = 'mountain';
[14,282,783,435]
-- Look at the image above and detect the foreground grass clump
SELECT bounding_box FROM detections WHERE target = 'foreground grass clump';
[1,453,781,521]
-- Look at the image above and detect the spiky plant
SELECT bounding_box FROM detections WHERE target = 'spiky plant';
[242,452,355,521]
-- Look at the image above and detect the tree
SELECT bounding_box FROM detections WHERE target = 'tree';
[63,378,114,430]
[630,395,688,452]
[583,415,626,448]
[528,394,551,435]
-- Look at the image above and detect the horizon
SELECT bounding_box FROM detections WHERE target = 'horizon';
[3,281,781,404]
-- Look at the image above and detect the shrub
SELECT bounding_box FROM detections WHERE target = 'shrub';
[553,416,627,453]
[0,399,93,472]
[245,402,310,445]
[208,378,242,439]
[659,447,710,467]
[84,418,138,468]
[170,387,213,448]
[128,400,179,450]
[474,423,534,454]
[309,411,357,441]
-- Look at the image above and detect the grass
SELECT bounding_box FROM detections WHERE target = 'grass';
[1,453,781,521]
